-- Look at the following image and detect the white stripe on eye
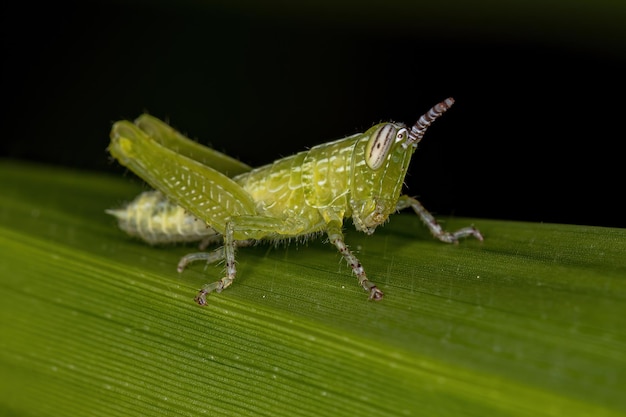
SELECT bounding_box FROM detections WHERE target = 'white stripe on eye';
[366,124,394,169]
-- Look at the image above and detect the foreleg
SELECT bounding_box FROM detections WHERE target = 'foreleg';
[397,195,483,243]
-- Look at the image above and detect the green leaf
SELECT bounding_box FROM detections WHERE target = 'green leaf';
[1,159,625,416]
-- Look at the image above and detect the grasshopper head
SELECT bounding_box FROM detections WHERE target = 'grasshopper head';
[350,98,455,234]
[350,122,412,234]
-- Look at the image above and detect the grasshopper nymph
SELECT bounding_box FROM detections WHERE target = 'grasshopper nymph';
[108,98,483,304]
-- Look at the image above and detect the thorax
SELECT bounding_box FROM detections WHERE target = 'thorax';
[233,135,360,221]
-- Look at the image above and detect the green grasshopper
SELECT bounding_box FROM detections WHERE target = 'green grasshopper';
[107,98,483,305]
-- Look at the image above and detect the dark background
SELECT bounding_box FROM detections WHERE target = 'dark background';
[2,0,625,228]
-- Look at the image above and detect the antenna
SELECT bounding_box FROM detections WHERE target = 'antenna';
[404,97,455,148]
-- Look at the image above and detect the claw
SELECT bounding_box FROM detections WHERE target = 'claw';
[195,290,208,306]
[193,277,232,305]
[369,286,384,301]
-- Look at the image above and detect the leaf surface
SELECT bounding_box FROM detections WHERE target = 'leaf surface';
[0,160,624,416]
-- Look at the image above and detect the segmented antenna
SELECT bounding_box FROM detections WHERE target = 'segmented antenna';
[404,97,455,148]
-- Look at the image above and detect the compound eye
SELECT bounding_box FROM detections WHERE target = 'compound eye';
[365,124,396,170]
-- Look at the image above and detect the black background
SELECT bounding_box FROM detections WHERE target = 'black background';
[2,1,625,228]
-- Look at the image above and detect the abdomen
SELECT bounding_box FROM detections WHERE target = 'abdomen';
[107,191,219,244]
[234,152,309,220]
